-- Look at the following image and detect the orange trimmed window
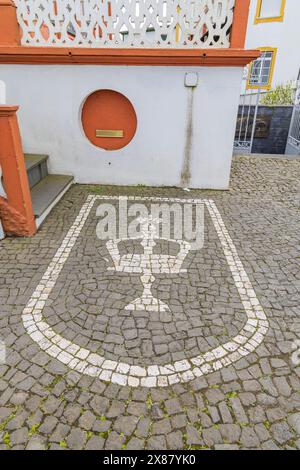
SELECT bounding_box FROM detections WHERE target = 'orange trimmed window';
[247,47,277,90]
[254,0,286,24]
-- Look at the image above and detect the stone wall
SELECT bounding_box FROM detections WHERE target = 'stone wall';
[236,105,293,155]
[252,106,293,155]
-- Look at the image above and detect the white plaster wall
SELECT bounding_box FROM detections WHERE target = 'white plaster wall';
[246,0,300,86]
[0,79,6,239]
[0,80,5,104]
[0,64,242,188]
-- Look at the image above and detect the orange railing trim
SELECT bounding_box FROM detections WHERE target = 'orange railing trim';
[0,0,21,46]
[2,0,253,60]
[0,46,260,66]
[230,0,251,49]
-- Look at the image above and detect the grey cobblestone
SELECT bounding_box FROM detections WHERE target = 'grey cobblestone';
[240,427,260,448]
[287,413,300,435]
[39,416,58,434]
[186,425,202,446]
[26,437,47,450]
[0,157,300,450]
[10,428,29,446]
[152,418,171,435]
[271,421,294,445]
[67,428,87,450]
[166,431,183,449]
[78,411,96,431]
[126,437,145,450]
[85,436,105,450]
[114,416,138,436]
[229,397,249,424]
[202,427,223,447]
[147,435,167,450]
[219,424,241,443]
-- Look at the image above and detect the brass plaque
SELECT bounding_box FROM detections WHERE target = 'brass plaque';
[96,129,124,138]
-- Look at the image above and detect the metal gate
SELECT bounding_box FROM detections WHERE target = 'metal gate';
[233,66,262,154]
[286,71,300,155]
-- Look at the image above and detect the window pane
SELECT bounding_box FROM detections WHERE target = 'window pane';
[249,51,273,86]
[259,0,282,18]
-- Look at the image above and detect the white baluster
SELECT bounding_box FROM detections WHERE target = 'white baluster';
[14,0,235,48]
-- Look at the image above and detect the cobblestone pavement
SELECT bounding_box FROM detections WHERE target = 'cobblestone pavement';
[0,156,300,450]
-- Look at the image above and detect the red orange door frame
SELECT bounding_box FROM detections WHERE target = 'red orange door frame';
[0,106,36,236]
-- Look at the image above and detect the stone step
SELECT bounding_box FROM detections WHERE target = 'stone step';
[31,174,74,219]
[24,154,49,189]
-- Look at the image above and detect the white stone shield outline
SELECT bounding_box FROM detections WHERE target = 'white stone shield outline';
[22,195,269,388]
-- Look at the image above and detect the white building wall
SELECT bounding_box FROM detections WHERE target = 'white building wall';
[246,0,300,87]
[0,79,6,239]
[0,65,242,189]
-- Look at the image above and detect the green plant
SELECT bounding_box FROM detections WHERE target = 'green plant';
[261,82,295,106]
[146,394,153,409]
[226,391,237,399]
[3,432,11,447]
[264,420,271,430]
[29,423,40,437]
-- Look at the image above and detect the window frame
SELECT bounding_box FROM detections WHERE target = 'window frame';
[254,0,286,24]
[246,47,277,90]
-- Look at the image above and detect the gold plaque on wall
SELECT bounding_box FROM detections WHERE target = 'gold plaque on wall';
[96,130,124,138]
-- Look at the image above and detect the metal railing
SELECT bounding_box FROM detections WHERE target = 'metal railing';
[234,66,263,154]
[287,78,300,152]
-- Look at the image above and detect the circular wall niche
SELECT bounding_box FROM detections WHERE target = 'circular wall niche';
[81,89,137,151]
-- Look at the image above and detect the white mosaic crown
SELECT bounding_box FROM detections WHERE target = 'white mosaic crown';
[106,216,191,312]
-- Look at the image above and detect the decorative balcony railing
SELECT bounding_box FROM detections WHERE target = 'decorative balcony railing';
[14,0,236,48]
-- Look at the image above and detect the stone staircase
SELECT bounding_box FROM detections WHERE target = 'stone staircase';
[25,154,73,227]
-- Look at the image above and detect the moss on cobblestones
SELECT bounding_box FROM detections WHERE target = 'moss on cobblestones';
[264,420,271,430]
[3,432,11,448]
[146,394,153,409]
[226,391,238,399]
[28,424,40,437]
[99,430,110,439]
[0,409,17,432]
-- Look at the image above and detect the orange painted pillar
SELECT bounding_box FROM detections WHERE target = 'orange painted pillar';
[230,0,251,49]
[0,106,37,236]
[0,0,21,46]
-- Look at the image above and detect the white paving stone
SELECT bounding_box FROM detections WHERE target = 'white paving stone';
[102,360,118,371]
[116,362,130,374]
[99,370,113,381]
[130,366,147,377]
[112,373,128,386]
[21,194,269,388]
[87,354,105,367]
[128,376,140,387]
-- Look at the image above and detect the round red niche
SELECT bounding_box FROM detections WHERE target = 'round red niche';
[81,89,137,151]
